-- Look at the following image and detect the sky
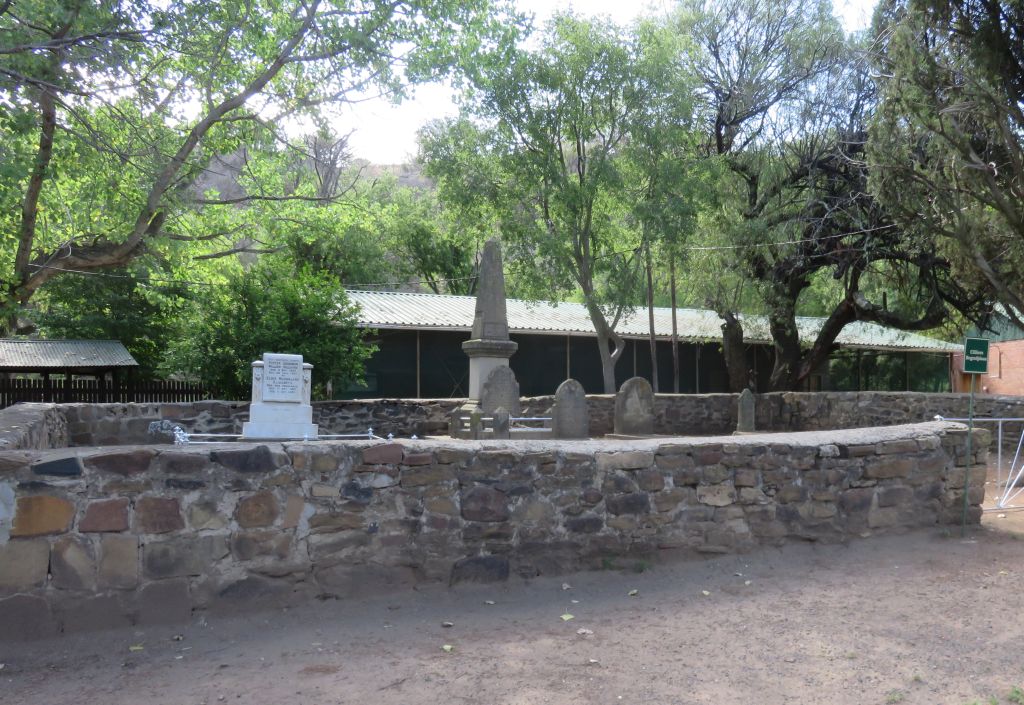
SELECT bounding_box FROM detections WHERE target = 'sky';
[336,0,879,165]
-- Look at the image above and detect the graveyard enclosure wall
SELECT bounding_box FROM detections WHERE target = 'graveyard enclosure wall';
[0,422,987,639]
[3,391,1024,452]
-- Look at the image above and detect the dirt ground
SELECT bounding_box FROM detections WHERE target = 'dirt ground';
[5,475,1024,705]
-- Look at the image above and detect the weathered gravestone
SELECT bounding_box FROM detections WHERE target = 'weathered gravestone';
[613,376,654,436]
[491,407,511,440]
[241,353,318,439]
[480,365,521,415]
[552,379,588,439]
[736,388,756,434]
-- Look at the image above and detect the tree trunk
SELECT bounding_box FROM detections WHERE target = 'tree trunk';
[719,311,749,392]
[585,298,625,393]
[645,242,659,392]
[670,257,679,393]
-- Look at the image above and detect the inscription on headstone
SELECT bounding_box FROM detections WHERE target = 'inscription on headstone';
[736,388,755,434]
[262,354,304,403]
[480,365,521,415]
[552,379,588,439]
[614,376,655,436]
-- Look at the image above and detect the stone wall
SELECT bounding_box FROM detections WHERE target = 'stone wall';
[2,391,1022,451]
[0,421,988,639]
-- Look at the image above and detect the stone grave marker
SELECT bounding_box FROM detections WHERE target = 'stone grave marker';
[480,365,521,415]
[614,376,654,436]
[241,353,318,439]
[736,388,756,433]
[552,379,588,439]
[491,407,511,439]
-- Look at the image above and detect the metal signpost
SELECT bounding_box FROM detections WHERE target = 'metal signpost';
[961,337,989,536]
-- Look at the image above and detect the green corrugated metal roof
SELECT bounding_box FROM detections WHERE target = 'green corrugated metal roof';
[0,339,138,369]
[348,291,958,353]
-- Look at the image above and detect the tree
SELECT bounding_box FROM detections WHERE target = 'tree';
[679,0,985,391]
[161,259,373,399]
[0,0,520,329]
[32,264,183,378]
[869,0,1024,323]
[422,15,658,392]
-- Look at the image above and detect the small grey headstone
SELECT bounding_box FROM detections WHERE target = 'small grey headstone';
[552,379,588,439]
[736,388,756,433]
[614,376,654,436]
[480,365,521,415]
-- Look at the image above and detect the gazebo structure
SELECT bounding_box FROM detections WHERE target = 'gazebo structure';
[0,339,138,406]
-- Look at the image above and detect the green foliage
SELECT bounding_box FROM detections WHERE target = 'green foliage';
[31,266,183,379]
[161,259,374,399]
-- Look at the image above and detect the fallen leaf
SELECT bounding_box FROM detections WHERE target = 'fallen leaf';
[576,628,594,636]
[128,645,144,652]
[570,599,579,604]
[562,583,572,591]
[561,613,575,621]
[627,589,639,597]
[441,621,454,628]
[441,645,454,653]
[744,580,752,586]
[484,600,495,605]
[172,634,184,641]
[587,659,600,665]
[701,590,710,596]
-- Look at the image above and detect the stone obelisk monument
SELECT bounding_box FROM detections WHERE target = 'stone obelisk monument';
[462,239,518,401]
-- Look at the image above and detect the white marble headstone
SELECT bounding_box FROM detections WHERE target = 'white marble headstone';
[241,353,318,440]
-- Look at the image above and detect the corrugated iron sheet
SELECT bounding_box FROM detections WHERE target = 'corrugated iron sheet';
[348,291,959,353]
[0,339,139,369]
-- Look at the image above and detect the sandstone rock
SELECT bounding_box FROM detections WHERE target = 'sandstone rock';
[864,457,914,479]
[0,539,49,591]
[11,495,75,537]
[134,496,184,534]
[878,486,914,508]
[653,488,689,513]
[601,474,637,494]
[838,488,875,513]
[311,482,340,498]
[235,490,278,528]
[50,535,96,590]
[636,470,665,492]
[308,511,363,533]
[212,445,282,473]
[402,451,432,466]
[84,449,155,475]
[734,469,758,487]
[31,456,82,477]
[231,531,292,561]
[461,486,509,522]
[596,451,654,472]
[143,535,228,579]
[605,492,650,515]
[98,535,138,589]
[0,452,32,475]
[341,480,373,504]
[696,484,737,507]
[188,499,227,530]
[355,472,398,489]
[565,516,604,533]
[80,498,130,532]
[425,497,459,516]
[580,487,603,506]
[156,451,209,474]
[450,555,509,585]
[362,444,404,465]
[775,484,808,504]
[400,465,455,488]
[281,495,305,529]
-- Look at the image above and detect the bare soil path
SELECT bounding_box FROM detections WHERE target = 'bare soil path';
[4,515,1024,705]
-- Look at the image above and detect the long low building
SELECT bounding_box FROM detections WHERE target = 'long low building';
[345,290,958,398]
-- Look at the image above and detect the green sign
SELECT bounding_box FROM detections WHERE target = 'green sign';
[963,337,990,374]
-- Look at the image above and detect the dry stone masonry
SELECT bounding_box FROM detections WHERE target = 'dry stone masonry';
[0,421,988,639]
